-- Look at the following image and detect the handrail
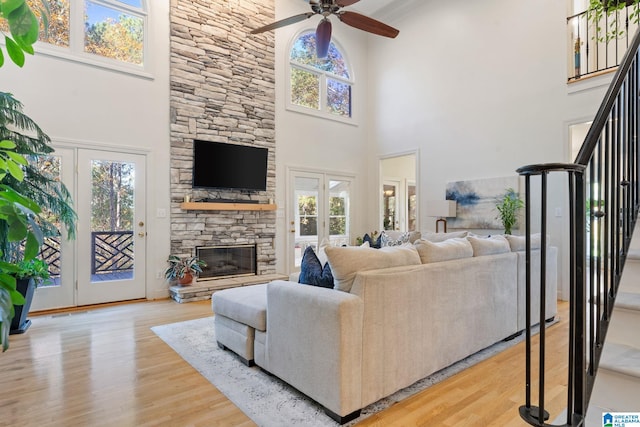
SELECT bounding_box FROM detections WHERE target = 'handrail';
[517,24,640,427]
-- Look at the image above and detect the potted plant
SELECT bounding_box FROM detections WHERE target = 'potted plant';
[164,255,206,286]
[587,0,640,42]
[10,258,50,334]
[496,188,524,235]
[0,142,45,350]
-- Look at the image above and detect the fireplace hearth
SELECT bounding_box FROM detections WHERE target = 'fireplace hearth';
[196,244,256,280]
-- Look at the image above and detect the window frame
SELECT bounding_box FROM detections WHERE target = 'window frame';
[286,29,357,125]
[28,0,151,78]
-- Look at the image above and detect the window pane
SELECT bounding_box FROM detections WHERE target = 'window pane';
[329,196,345,216]
[117,0,142,7]
[91,160,135,282]
[329,194,346,235]
[85,1,144,65]
[327,79,351,117]
[290,33,349,79]
[300,217,318,236]
[30,155,63,287]
[329,217,346,235]
[0,0,70,47]
[41,0,70,46]
[91,160,135,232]
[291,67,320,110]
[298,195,317,216]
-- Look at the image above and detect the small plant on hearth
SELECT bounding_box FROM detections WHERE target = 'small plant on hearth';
[164,255,206,285]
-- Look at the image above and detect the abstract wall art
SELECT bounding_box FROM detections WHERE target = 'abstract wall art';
[445,176,520,230]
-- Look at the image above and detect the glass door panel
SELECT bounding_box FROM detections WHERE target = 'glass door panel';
[77,150,146,305]
[293,175,321,268]
[328,179,350,247]
[31,148,76,311]
[383,182,399,231]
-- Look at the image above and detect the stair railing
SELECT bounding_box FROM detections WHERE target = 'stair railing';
[517,26,640,427]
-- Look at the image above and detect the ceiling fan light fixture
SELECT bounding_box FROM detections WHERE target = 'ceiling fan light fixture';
[316,18,332,58]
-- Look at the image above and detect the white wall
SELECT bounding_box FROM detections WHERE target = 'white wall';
[0,1,171,300]
[274,0,371,273]
[366,0,613,299]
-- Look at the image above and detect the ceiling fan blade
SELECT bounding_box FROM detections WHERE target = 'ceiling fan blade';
[336,0,360,6]
[338,11,399,38]
[250,12,316,34]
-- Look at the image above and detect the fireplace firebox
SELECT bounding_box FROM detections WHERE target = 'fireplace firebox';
[196,244,256,280]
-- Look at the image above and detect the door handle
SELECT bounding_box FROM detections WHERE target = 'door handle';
[138,232,146,237]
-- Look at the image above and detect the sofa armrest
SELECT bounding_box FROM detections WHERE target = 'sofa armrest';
[265,280,364,418]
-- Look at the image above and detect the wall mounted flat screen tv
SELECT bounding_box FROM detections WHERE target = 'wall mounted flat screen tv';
[192,140,268,191]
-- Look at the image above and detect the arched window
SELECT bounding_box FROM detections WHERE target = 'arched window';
[289,32,353,121]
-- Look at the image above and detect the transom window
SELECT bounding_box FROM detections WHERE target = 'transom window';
[289,32,354,122]
[2,0,147,70]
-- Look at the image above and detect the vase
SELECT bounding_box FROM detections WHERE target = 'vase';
[10,277,36,334]
[178,272,193,286]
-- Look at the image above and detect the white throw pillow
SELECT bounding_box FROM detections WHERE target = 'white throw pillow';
[504,233,542,252]
[467,235,511,256]
[325,245,421,293]
[422,230,468,243]
[413,237,474,264]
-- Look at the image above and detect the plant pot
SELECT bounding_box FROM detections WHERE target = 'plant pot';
[10,278,36,335]
[178,272,193,286]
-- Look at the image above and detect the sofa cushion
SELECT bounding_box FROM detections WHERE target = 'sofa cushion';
[299,246,334,288]
[422,230,468,242]
[325,244,421,292]
[505,233,542,252]
[413,237,474,264]
[467,235,511,256]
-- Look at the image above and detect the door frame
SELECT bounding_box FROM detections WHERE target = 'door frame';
[76,149,147,306]
[31,141,152,310]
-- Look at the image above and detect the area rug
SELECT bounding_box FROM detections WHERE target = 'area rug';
[152,316,554,426]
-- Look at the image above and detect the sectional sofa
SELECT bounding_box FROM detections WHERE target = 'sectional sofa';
[212,232,557,423]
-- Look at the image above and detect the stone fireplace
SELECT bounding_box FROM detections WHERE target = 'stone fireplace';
[196,244,256,280]
[168,0,277,281]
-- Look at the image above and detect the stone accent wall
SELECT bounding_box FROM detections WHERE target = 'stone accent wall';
[169,0,276,275]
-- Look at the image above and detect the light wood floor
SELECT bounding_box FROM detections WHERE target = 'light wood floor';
[0,299,569,427]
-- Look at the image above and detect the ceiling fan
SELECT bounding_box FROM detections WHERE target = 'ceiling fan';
[250,0,399,58]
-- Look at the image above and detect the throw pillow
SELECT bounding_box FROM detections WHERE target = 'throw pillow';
[298,246,334,288]
[381,231,410,247]
[413,237,473,264]
[504,233,542,252]
[325,244,421,292]
[363,233,382,249]
[467,235,511,256]
[422,230,469,242]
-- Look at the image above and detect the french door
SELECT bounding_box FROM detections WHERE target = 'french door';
[288,170,353,272]
[32,148,147,310]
